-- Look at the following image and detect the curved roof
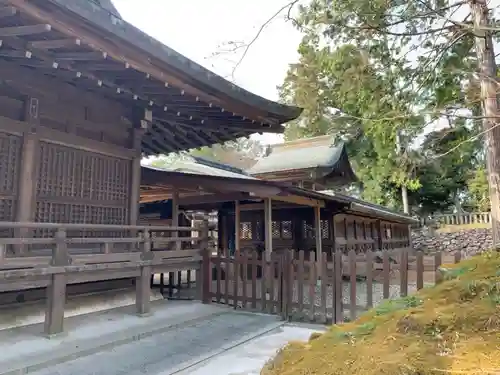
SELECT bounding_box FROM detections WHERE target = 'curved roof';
[247,136,357,185]
[49,0,302,123]
[94,0,120,17]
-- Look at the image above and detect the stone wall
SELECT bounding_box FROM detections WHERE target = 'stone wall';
[411,227,492,256]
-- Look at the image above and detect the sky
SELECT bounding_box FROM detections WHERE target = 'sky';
[112,0,303,145]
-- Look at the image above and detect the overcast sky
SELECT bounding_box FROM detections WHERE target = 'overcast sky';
[113,0,303,145]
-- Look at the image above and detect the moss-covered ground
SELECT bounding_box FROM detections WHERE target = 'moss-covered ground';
[262,251,500,375]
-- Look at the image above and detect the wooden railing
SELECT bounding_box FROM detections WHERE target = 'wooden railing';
[0,221,210,336]
[419,212,491,227]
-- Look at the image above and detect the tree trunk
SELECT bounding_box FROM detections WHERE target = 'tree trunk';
[401,186,409,214]
[471,0,500,249]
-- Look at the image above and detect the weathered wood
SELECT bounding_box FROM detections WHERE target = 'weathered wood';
[44,229,67,336]
[136,229,151,316]
[319,253,327,323]
[382,250,390,299]
[400,247,408,297]
[0,6,17,19]
[200,220,211,304]
[314,206,322,272]
[28,38,81,49]
[348,250,356,320]
[0,24,51,36]
[366,250,373,308]
[416,251,424,290]
[234,200,240,255]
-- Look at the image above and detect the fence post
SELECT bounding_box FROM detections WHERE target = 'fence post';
[136,229,152,316]
[44,228,68,337]
[399,247,409,297]
[434,252,443,284]
[198,218,211,304]
[333,251,343,324]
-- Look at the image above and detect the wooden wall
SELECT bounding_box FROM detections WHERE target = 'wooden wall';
[236,209,410,255]
[0,61,140,235]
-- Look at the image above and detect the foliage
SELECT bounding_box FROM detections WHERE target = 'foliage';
[280,0,494,212]
[147,137,265,170]
[467,167,490,211]
[262,251,500,375]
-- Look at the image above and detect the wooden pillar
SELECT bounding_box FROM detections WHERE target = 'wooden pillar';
[314,206,322,282]
[15,97,40,254]
[329,212,336,256]
[172,190,180,250]
[44,228,68,336]
[377,220,384,250]
[129,109,149,226]
[234,200,240,255]
[264,198,273,261]
[217,210,223,255]
[136,229,152,316]
[221,212,229,257]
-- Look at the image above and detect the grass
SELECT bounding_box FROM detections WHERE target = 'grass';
[436,223,491,233]
[262,251,500,375]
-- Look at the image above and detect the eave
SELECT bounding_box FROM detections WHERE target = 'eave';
[2,0,303,155]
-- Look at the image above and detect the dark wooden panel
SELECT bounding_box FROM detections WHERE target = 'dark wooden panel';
[34,142,131,238]
[0,131,21,224]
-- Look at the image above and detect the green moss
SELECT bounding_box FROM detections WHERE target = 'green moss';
[374,295,423,316]
[262,251,500,375]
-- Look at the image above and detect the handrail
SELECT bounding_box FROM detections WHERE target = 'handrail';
[0,221,200,231]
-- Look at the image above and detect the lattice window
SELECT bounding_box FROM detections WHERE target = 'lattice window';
[281,220,292,239]
[320,219,329,239]
[302,220,315,239]
[0,199,14,224]
[35,142,131,231]
[240,222,252,239]
[272,221,281,239]
[37,142,130,204]
[0,132,21,195]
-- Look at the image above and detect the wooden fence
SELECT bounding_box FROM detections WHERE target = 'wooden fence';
[419,212,491,226]
[0,221,210,336]
[207,248,462,324]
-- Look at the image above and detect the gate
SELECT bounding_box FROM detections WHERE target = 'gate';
[206,250,344,324]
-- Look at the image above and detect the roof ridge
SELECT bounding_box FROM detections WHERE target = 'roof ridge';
[270,135,336,153]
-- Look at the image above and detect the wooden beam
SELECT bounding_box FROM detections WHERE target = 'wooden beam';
[54,51,107,61]
[0,6,17,19]
[0,24,51,36]
[7,0,293,125]
[264,198,273,262]
[179,193,250,206]
[0,50,32,58]
[76,63,129,71]
[129,127,144,225]
[314,206,323,276]
[29,38,81,49]
[172,190,180,250]
[271,194,325,208]
[235,200,241,255]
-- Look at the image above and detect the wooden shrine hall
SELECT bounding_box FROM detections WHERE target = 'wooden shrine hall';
[0,0,302,335]
[140,137,417,264]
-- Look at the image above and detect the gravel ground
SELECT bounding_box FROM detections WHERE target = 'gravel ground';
[210,279,422,321]
[29,311,280,375]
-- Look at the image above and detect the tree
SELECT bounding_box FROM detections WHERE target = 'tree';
[279,0,500,232]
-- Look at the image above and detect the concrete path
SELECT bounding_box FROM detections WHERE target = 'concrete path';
[24,310,285,375]
[0,301,237,375]
[173,324,325,375]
